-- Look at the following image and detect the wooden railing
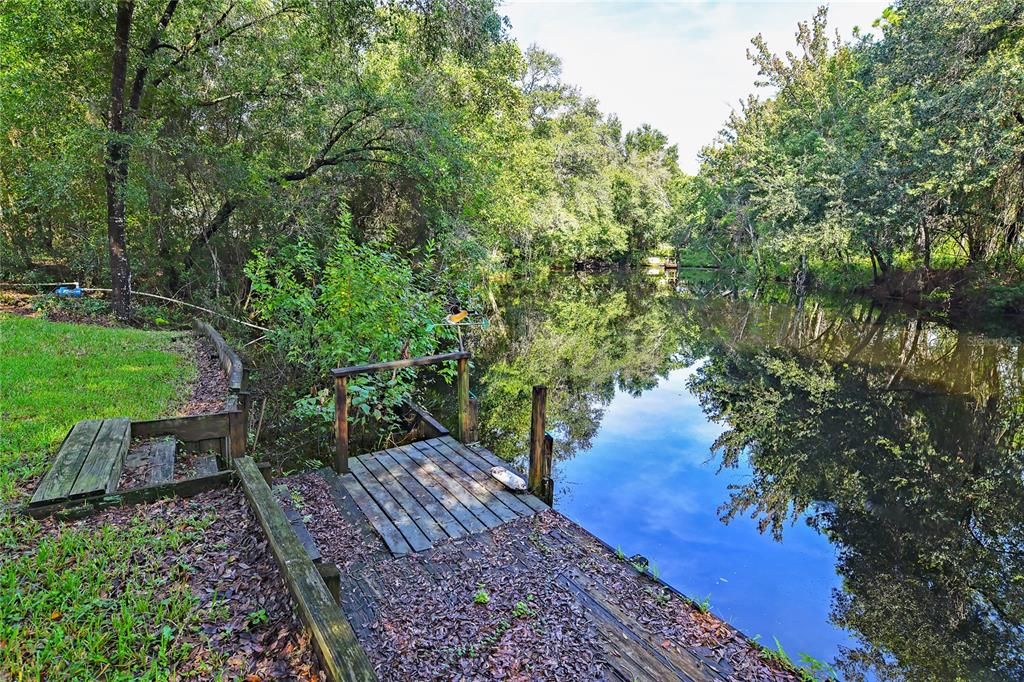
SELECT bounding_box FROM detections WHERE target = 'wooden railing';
[330,351,472,473]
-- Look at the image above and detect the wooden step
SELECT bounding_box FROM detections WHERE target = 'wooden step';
[122,436,177,487]
[70,418,131,498]
[30,420,103,506]
[195,453,219,477]
[31,418,131,506]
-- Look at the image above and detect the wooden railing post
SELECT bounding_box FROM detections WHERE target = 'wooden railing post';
[457,356,472,443]
[529,385,547,496]
[334,375,349,473]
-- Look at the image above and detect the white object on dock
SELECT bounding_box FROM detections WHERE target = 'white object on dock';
[490,466,527,491]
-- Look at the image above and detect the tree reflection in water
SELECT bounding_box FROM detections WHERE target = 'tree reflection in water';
[457,272,1024,681]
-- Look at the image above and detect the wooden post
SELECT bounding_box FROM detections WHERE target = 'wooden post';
[457,357,472,443]
[528,385,547,496]
[467,397,479,443]
[228,409,246,458]
[542,433,554,505]
[334,376,349,473]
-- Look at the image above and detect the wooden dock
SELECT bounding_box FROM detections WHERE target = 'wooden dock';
[338,435,548,555]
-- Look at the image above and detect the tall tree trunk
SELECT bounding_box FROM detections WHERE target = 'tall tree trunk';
[919,216,931,270]
[105,1,134,320]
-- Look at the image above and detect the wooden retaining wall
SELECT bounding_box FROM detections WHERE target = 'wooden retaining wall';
[131,321,248,460]
[234,456,377,682]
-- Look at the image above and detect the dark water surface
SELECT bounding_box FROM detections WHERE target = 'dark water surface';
[426,271,1024,681]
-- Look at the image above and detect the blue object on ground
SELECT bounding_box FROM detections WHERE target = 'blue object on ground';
[54,286,84,298]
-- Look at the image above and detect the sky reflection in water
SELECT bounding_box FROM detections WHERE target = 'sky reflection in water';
[552,364,851,664]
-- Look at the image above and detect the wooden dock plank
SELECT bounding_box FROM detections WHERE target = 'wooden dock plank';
[234,457,376,682]
[559,569,727,682]
[337,472,413,556]
[358,455,448,545]
[448,441,549,513]
[412,441,519,523]
[70,418,131,498]
[368,452,467,540]
[348,460,432,552]
[429,440,537,517]
[30,420,103,506]
[388,449,487,534]
[399,446,504,529]
[566,567,731,681]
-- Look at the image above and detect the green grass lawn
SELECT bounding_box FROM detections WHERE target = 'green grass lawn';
[0,314,194,504]
[0,314,215,679]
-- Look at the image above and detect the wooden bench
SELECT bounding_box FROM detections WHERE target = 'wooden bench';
[30,418,131,507]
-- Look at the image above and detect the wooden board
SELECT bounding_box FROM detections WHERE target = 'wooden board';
[565,568,731,680]
[358,456,449,544]
[399,446,503,529]
[132,413,229,441]
[374,452,467,540]
[194,320,244,391]
[338,472,413,556]
[406,401,450,438]
[428,440,536,516]
[234,457,376,682]
[30,420,103,506]
[70,418,130,498]
[147,437,176,485]
[23,469,235,520]
[283,505,322,564]
[388,449,487,534]
[349,459,432,552]
[558,570,727,682]
[411,441,519,523]
[195,453,218,477]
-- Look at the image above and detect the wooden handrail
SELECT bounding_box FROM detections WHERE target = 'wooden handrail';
[331,351,469,378]
[332,351,473,473]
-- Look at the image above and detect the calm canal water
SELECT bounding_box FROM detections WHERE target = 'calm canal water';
[427,271,1024,681]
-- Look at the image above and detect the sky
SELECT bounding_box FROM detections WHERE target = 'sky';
[501,1,888,173]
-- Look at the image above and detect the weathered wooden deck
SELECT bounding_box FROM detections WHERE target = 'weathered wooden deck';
[338,435,548,555]
[296,451,766,681]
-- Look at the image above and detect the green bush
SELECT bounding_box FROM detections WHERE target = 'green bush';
[246,222,457,437]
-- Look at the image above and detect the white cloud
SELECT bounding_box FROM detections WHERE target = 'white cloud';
[501,1,888,173]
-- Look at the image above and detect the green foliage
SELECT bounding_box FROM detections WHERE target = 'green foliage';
[246,217,456,439]
[0,315,192,503]
[682,1,1024,293]
[472,584,490,605]
[511,598,536,619]
[1,0,684,321]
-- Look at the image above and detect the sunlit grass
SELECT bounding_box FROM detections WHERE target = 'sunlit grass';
[0,510,217,679]
[0,314,193,503]
[0,314,219,678]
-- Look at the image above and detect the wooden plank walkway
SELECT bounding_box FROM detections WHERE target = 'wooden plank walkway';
[336,436,547,555]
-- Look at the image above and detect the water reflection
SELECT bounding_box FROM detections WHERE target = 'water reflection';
[441,272,1024,681]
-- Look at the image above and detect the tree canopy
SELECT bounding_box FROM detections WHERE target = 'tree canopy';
[681,1,1024,295]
